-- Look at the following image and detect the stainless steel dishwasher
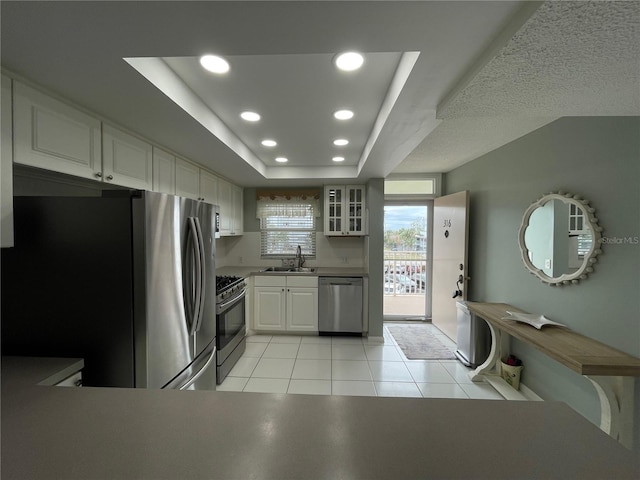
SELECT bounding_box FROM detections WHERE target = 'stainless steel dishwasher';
[318,277,363,334]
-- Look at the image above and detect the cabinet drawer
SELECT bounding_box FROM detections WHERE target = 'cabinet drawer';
[287,276,318,288]
[254,275,287,287]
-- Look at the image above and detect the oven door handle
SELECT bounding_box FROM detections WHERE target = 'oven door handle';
[217,289,247,314]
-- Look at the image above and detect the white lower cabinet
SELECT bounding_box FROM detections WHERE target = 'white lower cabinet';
[254,276,318,333]
[286,287,318,331]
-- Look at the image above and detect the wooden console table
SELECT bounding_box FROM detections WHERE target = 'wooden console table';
[466,302,640,449]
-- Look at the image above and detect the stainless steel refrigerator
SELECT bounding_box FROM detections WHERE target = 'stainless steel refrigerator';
[1,191,219,390]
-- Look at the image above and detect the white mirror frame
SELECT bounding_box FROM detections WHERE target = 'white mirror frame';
[518,191,603,286]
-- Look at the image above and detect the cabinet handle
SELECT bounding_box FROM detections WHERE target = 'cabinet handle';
[95,172,102,178]
[106,175,113,181]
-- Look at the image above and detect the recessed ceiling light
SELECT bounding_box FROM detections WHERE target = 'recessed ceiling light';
[333,139,349,146]
[261,139,277,147]
[335,52,364,72]
[199,55,230,74]
[275,157,288,163]
[332,157,345,162]
[240,111,261,122]
[334,110,354,120]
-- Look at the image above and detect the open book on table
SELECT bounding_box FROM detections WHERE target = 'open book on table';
[501,311,567,329]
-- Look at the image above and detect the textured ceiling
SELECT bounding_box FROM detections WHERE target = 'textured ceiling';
[395,0,640,175]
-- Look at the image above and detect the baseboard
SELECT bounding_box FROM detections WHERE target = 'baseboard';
[484,374,543,402]
[365,335,384,344]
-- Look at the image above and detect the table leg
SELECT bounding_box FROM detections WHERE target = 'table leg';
[469,321,509,382]
[586,375,635,449]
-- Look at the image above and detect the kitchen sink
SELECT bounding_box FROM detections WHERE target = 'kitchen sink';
[261,267,317,273]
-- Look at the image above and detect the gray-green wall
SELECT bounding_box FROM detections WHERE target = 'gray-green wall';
[445,116,640,451]
[367,178,385,337]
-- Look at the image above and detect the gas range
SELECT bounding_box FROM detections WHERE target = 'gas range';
[215,275,246,304]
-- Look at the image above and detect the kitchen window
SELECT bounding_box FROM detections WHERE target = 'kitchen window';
[256,191,320,258]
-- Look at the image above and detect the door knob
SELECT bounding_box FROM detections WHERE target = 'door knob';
[106,175,113,181]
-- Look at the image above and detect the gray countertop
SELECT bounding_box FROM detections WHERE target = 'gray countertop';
[217,265,368,278]
[2,357,638,479]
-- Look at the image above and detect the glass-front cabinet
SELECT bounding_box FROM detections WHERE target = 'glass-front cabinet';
[324,185,366,236]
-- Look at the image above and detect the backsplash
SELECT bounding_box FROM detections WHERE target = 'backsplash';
[216,232,365,269]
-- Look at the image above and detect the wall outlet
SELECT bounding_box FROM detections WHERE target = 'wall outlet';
[238,256,243,264]
[341,256,349,264]
[544,259,551,269]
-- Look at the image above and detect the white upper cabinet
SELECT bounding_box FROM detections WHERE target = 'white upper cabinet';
[13,81,101,180]
[175,157,218,203]
[102,124,153,190]
[152,147,176,195]
[324,185,366,236]
[9,77,243,205]
[1,75,14,247]
[231,183,243,235]
[175,157,200,200]
[199,169,218,205]
[218,178,243,236]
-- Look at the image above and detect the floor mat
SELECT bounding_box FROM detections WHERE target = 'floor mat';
[387,325,456,360]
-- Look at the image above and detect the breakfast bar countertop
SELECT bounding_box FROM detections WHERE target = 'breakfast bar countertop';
[2,357,639,480]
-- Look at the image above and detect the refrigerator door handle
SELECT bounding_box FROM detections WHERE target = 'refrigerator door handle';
[178,346,216,390]
[185,217,202,335]
[193,216,207,333]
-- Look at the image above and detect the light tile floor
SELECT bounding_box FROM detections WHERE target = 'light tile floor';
[217,323,504,400]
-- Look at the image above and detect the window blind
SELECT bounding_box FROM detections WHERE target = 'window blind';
[259,203,316,257]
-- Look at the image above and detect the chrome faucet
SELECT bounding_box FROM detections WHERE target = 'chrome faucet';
[295,245,305,268]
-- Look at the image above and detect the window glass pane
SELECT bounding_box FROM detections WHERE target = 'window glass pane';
[261,231,315,257]
[385,180,434,195]
[259,200,316,257]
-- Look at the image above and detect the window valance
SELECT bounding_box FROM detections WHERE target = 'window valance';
[256,190,321,219]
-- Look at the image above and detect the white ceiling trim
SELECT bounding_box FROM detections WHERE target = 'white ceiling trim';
[125,56,267,177]
[264,165,359,180]
[128,51,421,181]
[356,51,420,175]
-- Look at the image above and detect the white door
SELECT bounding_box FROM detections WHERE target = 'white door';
[431,191,469,341]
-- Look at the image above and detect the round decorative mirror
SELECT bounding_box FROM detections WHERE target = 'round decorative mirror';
[518,191,603,286]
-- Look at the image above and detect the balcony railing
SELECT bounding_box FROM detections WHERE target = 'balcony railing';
[384,251,428,296]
